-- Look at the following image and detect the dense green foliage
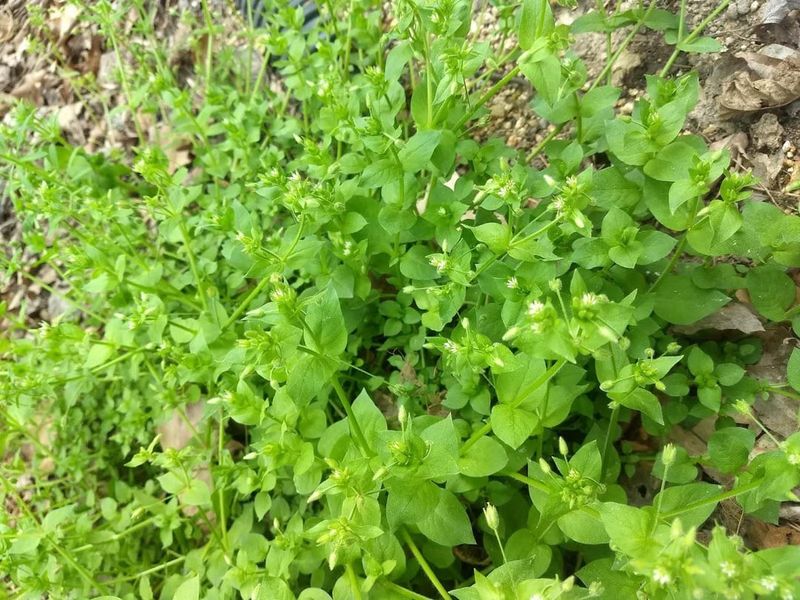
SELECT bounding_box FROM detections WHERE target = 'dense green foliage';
[2,0,800,598]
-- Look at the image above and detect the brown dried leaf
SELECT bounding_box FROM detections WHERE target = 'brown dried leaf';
[0,7,14,43]
[719,47,800,117]
[672,303,765,335]
[10,70,47,105]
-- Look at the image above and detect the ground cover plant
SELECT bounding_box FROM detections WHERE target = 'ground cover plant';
[2,0,800,597]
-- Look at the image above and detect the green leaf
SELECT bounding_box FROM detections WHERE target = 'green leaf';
[411,81,432,128]
[42,504,75,533]
[678,35,722,53]
[653,445,697,484]
[519,0,554,49]
[612,387,663,424]
[598,502,656,557]
[687,201,743,255]
[687,346,714,375]
[84,344,113,369]
[644,142,701,182]
[8,532,43,555]
[385,40,412,81]
[653,274,730,325]
[182,480,212,507]
[637,230,676,264]
[304,285,348,355]
[558,509,609,545]
[286,353,335,406]
[399,245,439,280]
[352,389,388,447]
[653,483,722,527]
[458,436,508,477]
[495,355,546,407]
[591,167,641,210]
[361,159,400,188]
[520,53,561,106]
[491,404,539,449]
[708,427,755,473]
[746,265,795,321]
[418,416,460,479]
[173,575,200,600]
[472,222,512,254]
[399,130,442,173]
[789,348,800,392]
[387,480,475,546]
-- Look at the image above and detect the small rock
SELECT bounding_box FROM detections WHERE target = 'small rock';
[750,113,784,151]
[737,0,751,14]
[750,151,783,186]
[750,0,759,12]
[726,3,739,19]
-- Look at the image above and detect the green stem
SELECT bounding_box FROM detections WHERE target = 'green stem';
[493,529,508,564]
[103,555,186,584]
[507,471,554,494]
[346,563,363,600]
[659,479,762,520]
[652,462,670,533]
[601,403,621,480]
[383,580,433,600]
[765,385,800,402]
[589,0,657,93]
[179,221,208,312]
[222,276,271,331]
[217,411,229,551]
[331,376,373,456]
[659,0,729,77]
[525,123,564,162]
[648,196,700,293]
[455,65,521,131]
[200,0,215,97]
[401,529,452,600]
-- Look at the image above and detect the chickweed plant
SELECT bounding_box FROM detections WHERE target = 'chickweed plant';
[2,0,800,597]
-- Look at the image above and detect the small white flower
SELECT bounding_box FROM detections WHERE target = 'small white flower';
[787,451,800,466]
[720,561,737,578]
[429,256,448,273]
[581,292,600,306]
[652,567,672,586]
[342,240,353,256]
[443,340,459,353]
[506,276,519,289]
[759,577,778,592]
[528,301,545,316]
[530,595,545,600]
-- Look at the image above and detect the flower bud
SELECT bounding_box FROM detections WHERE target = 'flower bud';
[539,458,551,474]
[733,399,752,416]
[559,437,569,456]
[662,443,677,467]
[398,405,408,428]
[483,503,500,531]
